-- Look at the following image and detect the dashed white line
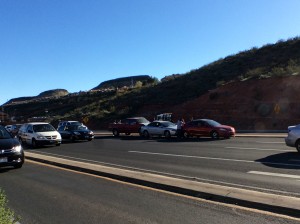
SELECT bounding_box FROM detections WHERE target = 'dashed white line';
[225,146,291,152]
[248,171,300,180]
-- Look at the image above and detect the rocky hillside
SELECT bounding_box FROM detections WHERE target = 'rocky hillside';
[92,75,157,90]
[2,37,300,130]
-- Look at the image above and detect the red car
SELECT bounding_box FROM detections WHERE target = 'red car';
[182,119,235,139]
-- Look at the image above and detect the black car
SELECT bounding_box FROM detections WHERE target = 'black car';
[58,125,94,142]
[0,125,24,169]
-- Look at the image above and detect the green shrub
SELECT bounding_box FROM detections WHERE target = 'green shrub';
[0,189,20,224]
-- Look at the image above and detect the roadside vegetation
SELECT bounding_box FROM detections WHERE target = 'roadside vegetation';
[2,36,300,129]
[0,189,20,224]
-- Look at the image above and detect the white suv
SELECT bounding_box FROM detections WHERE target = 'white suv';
[18,122,62,148]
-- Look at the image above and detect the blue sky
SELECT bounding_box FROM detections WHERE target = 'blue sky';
[1,0,300,105]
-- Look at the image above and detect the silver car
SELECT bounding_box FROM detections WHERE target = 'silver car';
[140,121,177,138]
[285,124,300,152]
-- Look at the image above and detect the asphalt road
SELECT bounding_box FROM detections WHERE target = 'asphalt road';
[26,136,300,198]
[0,162,298,224]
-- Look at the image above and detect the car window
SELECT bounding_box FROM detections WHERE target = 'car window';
[148,122,156,127]
[161,121,175,127]
[27,125,33,133]
[0,126,12,139]
[33,124,56,132]
[137,118,149,123]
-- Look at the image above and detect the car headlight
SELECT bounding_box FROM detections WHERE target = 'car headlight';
[74,132,81,135]
[12,145,22,152]
[89,131,94,135]
[37,135,47,140]
[220,128,228,132]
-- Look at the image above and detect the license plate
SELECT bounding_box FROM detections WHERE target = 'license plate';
[0,157,8,163]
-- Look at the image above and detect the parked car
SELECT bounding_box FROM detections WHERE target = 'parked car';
[0,125,24,169]
[57,120,85,129]
[285,124,300,152]
[58,124,94,142]
[5,125,12,132]
[10,124,23,136]
[108,117,150,136]
[18,122,62,148]
[140,121,177,138]
[182,119,235,139]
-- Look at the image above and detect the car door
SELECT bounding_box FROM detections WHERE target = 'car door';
[25,125,34,144]
[147,122,158,135]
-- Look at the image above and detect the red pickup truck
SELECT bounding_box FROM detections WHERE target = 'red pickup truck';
[108,117,150,136]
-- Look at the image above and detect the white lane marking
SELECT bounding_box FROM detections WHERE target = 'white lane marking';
[225,146,291,152]
[128,151,300,167]
[248,171,300,180]
[28,151,300,197]
[255,141,285,144]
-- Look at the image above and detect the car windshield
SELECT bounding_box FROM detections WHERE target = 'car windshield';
[67,125,87,131]
[136,118,149,123]
[0,126,12,139]
[205,120,221,127]
[33,124,56,132]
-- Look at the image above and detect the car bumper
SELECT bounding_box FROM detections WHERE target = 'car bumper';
[285,137,295,147]
[0,152,24,167]
[73,134,94,140]
[36,139,61,146]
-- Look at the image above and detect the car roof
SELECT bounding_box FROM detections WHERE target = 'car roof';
[24,122,50,125]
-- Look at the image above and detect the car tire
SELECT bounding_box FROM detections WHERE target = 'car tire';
[183,131,189,139]
[56,143,61,146]
[164,131,171,139]
[112,129,119,137]
[71,136,76,142]
[32,139,37,148]
[18,137,24,145]
[211,131,219,139]
[296,140,300,153]
[143,130,150,138]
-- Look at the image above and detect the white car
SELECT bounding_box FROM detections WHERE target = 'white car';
[140,121,177,138]
[285,124,300,152]
[18,122,62,148]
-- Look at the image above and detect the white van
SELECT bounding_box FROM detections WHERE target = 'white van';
[18,122,62,148]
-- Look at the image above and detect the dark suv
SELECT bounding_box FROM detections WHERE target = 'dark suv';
[0,125,24,169]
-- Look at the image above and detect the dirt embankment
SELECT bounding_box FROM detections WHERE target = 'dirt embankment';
[138,76,300,130]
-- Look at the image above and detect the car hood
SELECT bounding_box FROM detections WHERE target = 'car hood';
[0,138,20,149]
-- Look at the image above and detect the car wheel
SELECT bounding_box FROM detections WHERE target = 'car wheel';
[56,143,61,146]
[112,129,119,137]
[71,136,76,142]
[18,137,24,145]
[164,131,171,139]
[32,139,37,148]
[183,131,189,139]
[211,131,219,139]
[143,130,149,138]
[296,140,300,153]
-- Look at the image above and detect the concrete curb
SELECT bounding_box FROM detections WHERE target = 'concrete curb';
[25,151,300,218]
